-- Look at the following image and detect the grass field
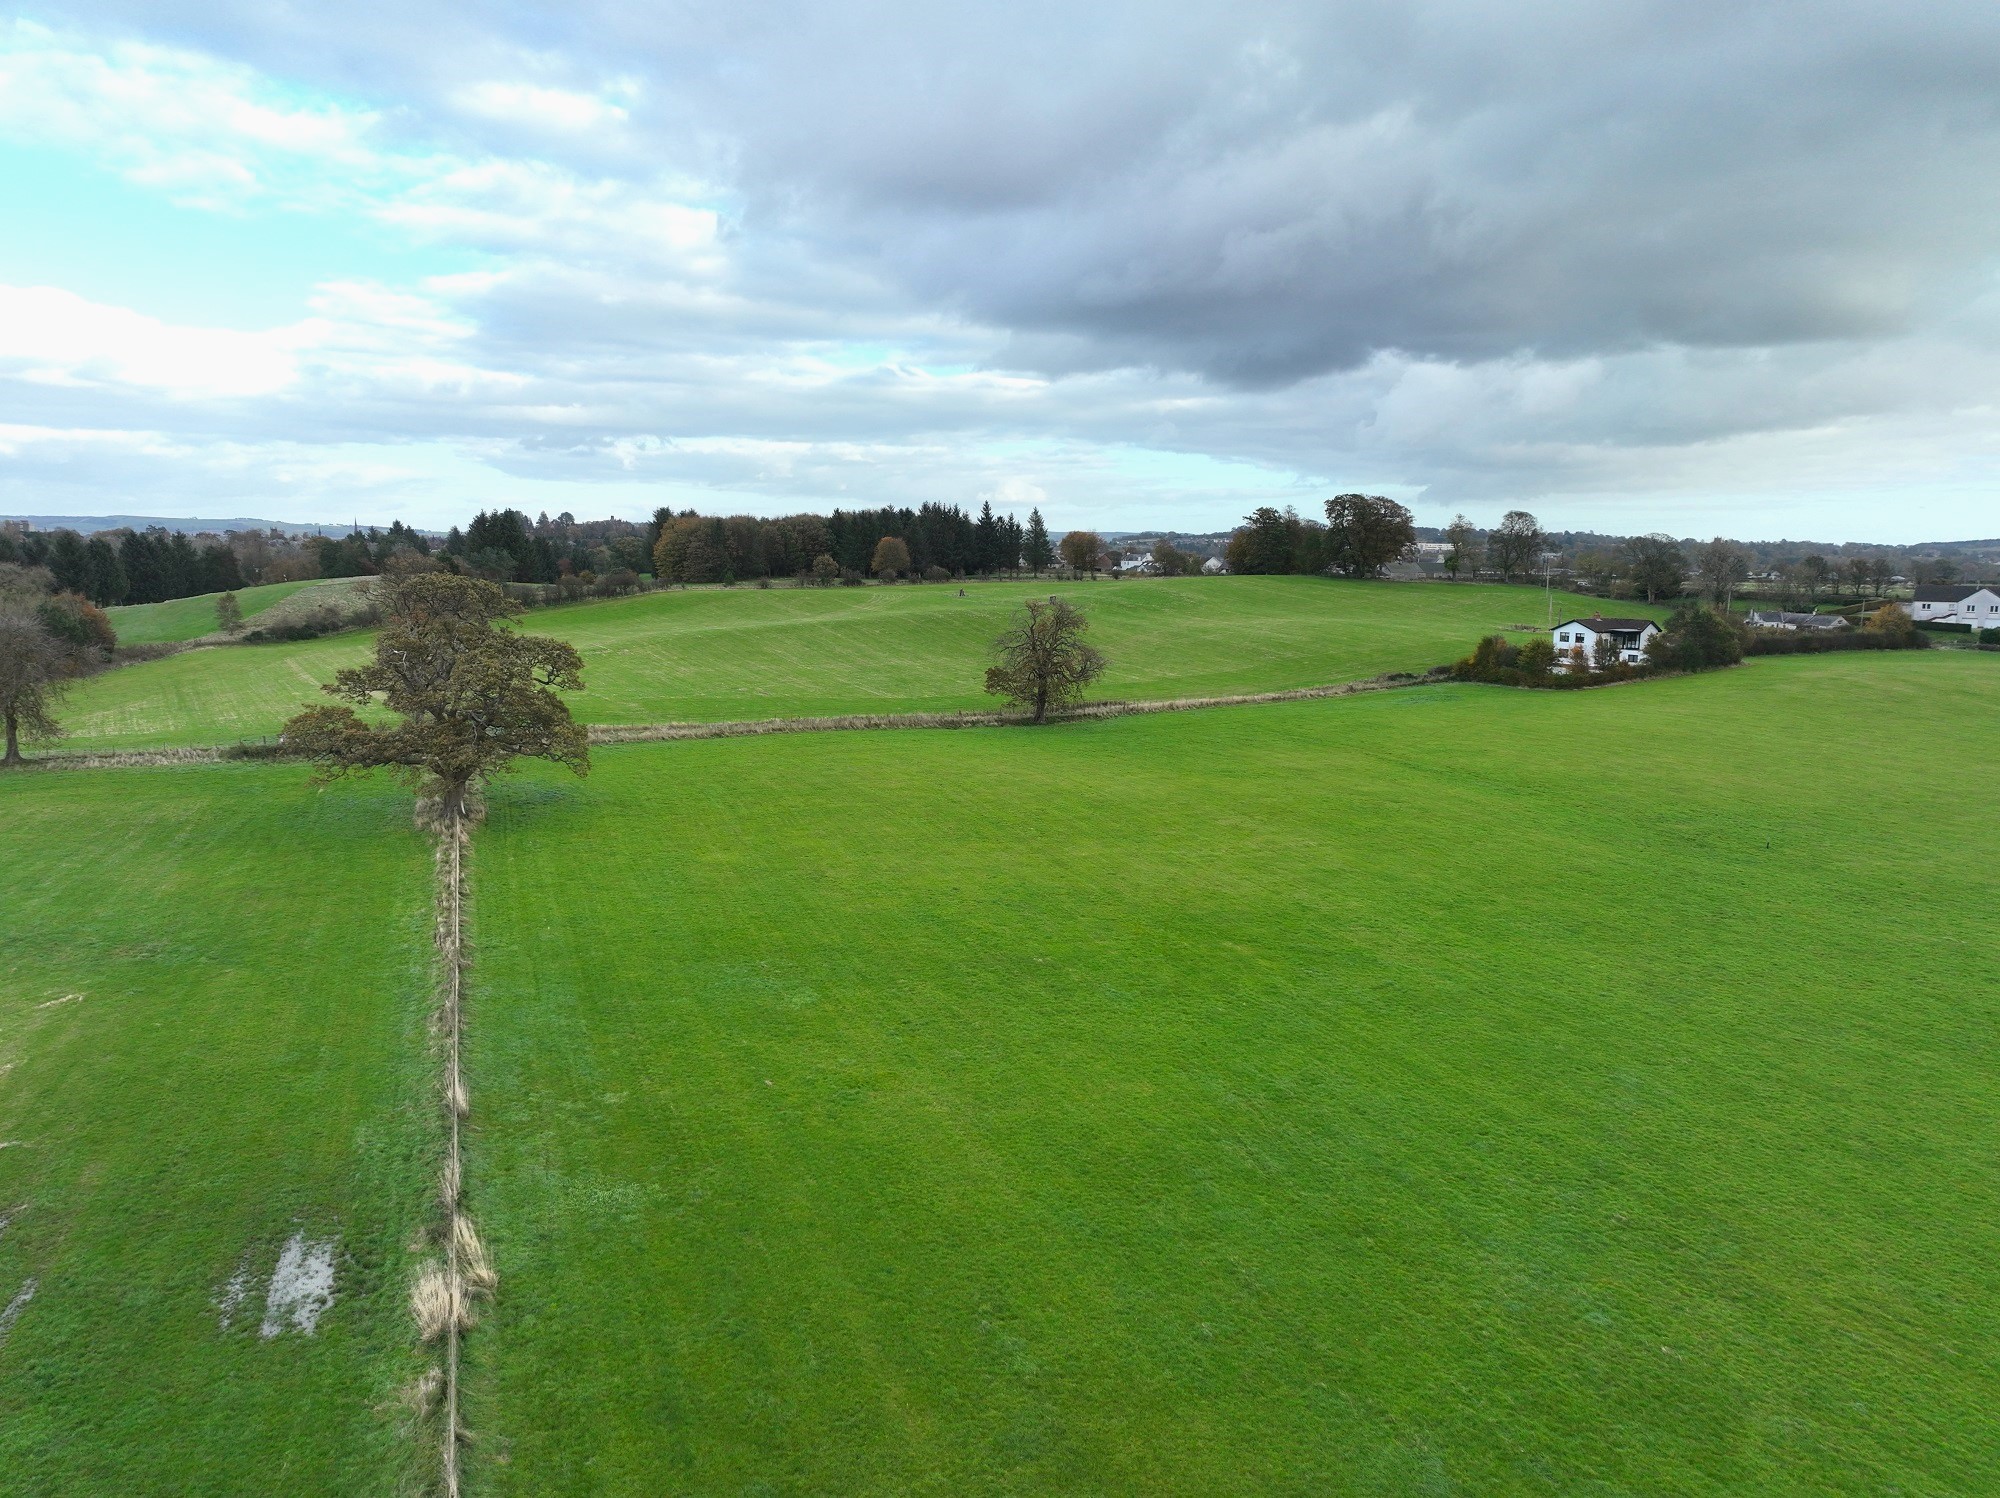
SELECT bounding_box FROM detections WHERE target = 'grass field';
[105,580,325,644]
[460,651,2000,1494]
[58,577,1643,751]
[0,768,435,1495]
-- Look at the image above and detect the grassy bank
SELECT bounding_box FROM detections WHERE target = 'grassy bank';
[459,650,2000,1494]
[105,580,325,644]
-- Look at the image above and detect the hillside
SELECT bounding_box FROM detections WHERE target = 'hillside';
[60,577,1643,752]
[105,580,327,644]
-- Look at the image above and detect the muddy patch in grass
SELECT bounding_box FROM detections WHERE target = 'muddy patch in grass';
[214,1231,341,1337]
[259,1232,337,1337]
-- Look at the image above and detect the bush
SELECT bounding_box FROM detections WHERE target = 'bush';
[1743,629,1928,656]
[1742,605,1928,656]
[923,565,951,583]
[241,597,381,642]
[840,568,866,587]
[36,592,117,656]
[1645,602,1744,673]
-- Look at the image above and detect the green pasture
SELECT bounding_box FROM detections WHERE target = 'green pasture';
[462,651,1999,1494]
[0,767,435,1495]
[59,577,1638,751]
[105,579,324,644]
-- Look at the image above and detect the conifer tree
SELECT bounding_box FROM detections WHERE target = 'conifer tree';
[1024,509,1054,575]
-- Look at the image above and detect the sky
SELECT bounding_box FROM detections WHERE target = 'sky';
[2,3,1998,542]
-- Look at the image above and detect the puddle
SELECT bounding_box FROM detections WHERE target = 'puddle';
[259,1233,337,1338]
[0,1278,35,1348]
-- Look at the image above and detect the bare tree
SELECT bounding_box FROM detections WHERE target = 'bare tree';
[1443,514,1481,580]
[1488,510,1546,581]
[0,613,70,767]
[1695,538,1749,608]
[983,597,1107,723]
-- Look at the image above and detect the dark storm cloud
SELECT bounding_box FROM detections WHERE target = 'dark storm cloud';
[68,0,2000,385]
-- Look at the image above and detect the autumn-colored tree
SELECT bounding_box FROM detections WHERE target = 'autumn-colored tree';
[983,596,1107,723]
[871,536,911,580]
[280,573,587,818]
[1059,530,1104,578]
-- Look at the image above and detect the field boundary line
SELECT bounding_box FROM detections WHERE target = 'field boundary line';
[589,672,1447,744]
[8,674,1447,769]
[418,801,494,1498]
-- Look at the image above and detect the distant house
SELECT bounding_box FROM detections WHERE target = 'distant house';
[1201,556,1225,575]
[1744,610,1848,631]
[1552,615,1660,667]
[1910,585,2000,624]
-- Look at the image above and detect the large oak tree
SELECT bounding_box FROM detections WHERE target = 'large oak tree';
[281,573,587,817]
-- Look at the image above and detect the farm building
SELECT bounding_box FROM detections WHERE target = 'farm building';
[1910,585,2000,624]
[1552,615,1661,667]
[1744,611,1849,631]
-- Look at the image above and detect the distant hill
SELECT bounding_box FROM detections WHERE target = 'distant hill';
[0,514,443,538]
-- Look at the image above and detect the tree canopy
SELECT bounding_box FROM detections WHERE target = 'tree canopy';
[1322,493,1417,577]
[1059,531,1105,578]
[0,568,109,766]
[280,573,587,816]
[984,596,1107,723]
[1487,510,1546,581]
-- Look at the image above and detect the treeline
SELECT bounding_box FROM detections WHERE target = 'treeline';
[0,526,243,606]
[1224,496,1476,578]
[647,501,1057,584]
[0,520,452,606]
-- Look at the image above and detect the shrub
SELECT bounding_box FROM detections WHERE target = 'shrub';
[924,565,951,583]
[1645,602,1744,673]
[36,592,117,656]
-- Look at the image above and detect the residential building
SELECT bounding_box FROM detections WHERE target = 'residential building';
[1744,611,1848,631]
[1910,585,2000,624]
[1552,615,1661,667]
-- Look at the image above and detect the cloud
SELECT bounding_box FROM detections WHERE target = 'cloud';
[6,3,2000,538]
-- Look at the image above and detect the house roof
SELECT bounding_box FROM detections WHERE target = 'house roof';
[1554,617,1657,633]
[1912,584,1986,602]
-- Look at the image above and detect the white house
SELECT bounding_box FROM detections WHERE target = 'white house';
[1910,585,2000,625]
[1552,615,1660,668]
[1201,556,1226,574]
[1744,610,1848,631]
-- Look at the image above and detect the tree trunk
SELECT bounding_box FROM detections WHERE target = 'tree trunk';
[3,708,19,767]
[439,775,470,821]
